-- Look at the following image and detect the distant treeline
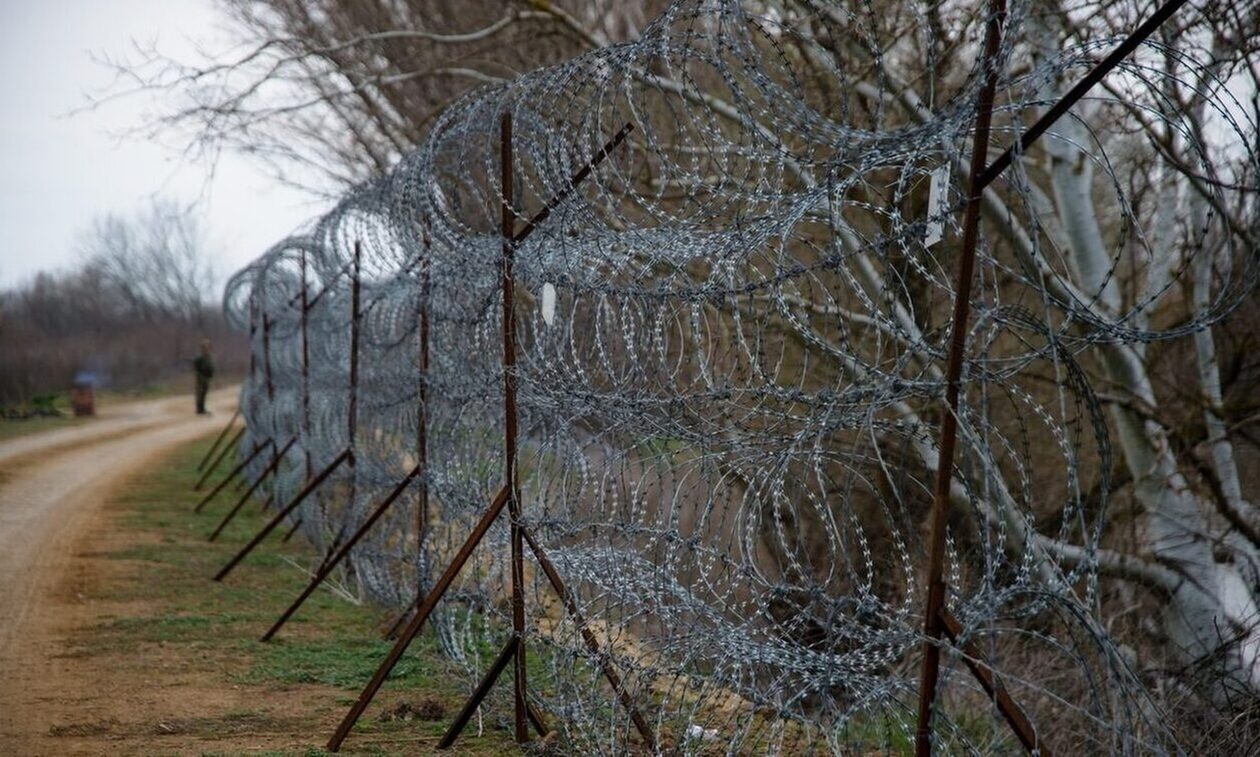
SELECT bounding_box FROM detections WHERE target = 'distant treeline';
[0,200,245,406]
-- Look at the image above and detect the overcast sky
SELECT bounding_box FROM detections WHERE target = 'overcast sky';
[0,0,323,291]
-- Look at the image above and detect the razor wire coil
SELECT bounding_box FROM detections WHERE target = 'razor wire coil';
[222,1,1259,752]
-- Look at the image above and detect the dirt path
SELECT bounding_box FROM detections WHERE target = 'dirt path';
[0,389,238,752]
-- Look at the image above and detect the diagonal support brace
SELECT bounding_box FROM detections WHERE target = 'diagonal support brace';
[213,447,350,581]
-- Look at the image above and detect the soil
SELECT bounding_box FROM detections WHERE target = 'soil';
[0,390,272,755]
[0,389,512,756]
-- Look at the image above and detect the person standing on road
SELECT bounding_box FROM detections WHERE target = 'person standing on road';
[193,339,215,415]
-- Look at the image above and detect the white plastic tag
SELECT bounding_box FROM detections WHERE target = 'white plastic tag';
[925,164,951,247]
[541,282,557,326]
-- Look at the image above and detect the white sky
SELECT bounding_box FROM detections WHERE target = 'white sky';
[0,0,323,291]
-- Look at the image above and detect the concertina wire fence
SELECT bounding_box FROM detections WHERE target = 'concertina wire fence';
[212,0,1257,752]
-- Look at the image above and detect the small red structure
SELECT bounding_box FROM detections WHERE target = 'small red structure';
[70,372,96,416]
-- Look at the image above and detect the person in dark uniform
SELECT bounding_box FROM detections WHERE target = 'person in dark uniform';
[193,339,215,414]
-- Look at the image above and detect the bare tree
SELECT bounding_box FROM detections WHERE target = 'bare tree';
[99,0,658,190]
[0,198,242,404]
[78,198,217,324]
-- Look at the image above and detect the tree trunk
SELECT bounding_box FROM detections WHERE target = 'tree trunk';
[1046,104,1260,702]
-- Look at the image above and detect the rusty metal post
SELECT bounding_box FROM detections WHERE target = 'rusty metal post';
[258,307,282,518]
[296,246,363,577]
[210,437,296,541]
[310,242,364,578]
[261,463,422,641]
[509,121,634,245]
[417,223,431,571]
[288,261,347,308]
[914,3,1007,754]
[383,227,434,642]
[381,121,636,642]
[439,640,549,748]
[195,438,267,513]
[248,296,258,387]
[977,0,1189,191]
[327,485,511,752]
[520,526,656,748]
[263,311,275,403]
[281,517,303,543]
[440,637,519,748]
[197,408,241,474]
[347,241,362,521]
[245,295,258,454]
[213,447,351,581]
[500,110,530,746]
[939,609,1045,754]
[195,426,246,491]
[912,1,1191,754]
[301,248,313,480]
[328,118,636,753]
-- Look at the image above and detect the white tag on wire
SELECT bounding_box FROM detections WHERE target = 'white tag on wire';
[541,282,557,326]
[924,163,951,247]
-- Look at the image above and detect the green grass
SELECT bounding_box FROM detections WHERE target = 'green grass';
[71,435,524,755]
[67,435,1016,756]
[241,637,441,689]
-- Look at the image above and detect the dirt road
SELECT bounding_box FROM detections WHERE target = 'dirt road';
[0,389,237,750]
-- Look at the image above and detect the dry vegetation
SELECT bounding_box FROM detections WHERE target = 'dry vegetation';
[0,199,246,408]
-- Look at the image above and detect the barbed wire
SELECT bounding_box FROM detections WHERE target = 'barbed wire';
[219,0,1258,753]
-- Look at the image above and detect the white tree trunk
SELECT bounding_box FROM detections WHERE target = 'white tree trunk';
[1045,108,1260,701]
